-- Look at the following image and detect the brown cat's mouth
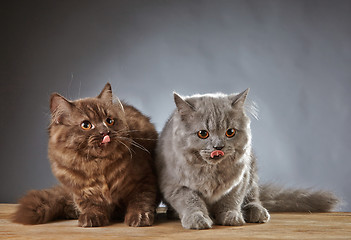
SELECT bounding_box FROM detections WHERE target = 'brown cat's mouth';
[101,135,111,144]
[98,135,112,148]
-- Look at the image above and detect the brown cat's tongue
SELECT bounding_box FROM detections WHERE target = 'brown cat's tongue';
[210,150,224,159]
[102,135,111,144]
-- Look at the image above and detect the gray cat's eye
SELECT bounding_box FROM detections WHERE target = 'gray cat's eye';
[197,130,209,139]
[225,128,236,138]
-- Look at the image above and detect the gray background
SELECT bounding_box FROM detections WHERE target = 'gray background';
[1,0,350,211]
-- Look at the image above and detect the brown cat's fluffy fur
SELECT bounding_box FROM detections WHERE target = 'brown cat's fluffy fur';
[14,83,159,227]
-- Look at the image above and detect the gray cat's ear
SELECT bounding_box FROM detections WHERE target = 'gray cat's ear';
[230,88,250,108]
[174,92,195,115]
[50,93,74,123]
[97,82,113,103]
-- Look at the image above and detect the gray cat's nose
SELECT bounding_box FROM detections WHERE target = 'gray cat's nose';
[214,146,224,150]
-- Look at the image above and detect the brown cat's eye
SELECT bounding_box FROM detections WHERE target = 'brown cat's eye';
[197,130,209,139]
[226,128,236,138]
[81,121,93,130]
[105,118,115,126]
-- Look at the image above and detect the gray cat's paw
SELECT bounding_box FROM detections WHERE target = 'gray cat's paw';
[215,210,245,226]
[181,211,213,230]
[243,203,270,223]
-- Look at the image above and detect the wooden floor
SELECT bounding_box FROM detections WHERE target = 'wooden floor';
[0,204,350,240]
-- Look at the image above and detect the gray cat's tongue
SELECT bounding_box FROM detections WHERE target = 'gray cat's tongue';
[211,150,224,159]
[102,135,111,144]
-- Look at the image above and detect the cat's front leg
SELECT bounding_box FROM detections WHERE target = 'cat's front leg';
[242,184,270,223]
[211,188,245,226]
[74,191,113,227]
[166,186,213,230]
[242,202,270,223]
[124,183,158,227]
[78,211,110,227]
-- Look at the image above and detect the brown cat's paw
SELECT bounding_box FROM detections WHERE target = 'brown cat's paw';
[215,210,245,226]
[78,212,109,227]
[125,211,155,227]
[181,211,213,230]
[243,203,270,223]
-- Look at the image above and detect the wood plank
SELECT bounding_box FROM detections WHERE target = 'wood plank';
[0,204,350,240]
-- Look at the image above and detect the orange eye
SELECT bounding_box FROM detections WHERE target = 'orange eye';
[81,121,92,130]
[226,128,236,138]
[105,118,115,126]
[197,130,209,139]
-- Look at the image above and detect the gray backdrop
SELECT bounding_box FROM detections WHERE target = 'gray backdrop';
[1,0,350,211]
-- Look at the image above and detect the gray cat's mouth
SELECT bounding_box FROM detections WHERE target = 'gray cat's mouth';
[210,150,224,159]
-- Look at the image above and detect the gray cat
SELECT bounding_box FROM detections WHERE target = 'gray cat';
[155,89,338,230]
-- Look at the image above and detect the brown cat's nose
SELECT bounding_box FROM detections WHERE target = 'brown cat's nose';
[214,146,224,150]
[100,130,110,136]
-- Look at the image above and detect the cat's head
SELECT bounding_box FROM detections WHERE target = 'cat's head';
[49,83,130,158]
[172,89,252,165]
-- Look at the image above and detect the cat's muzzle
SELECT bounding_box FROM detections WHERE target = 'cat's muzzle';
[101,135,111,144]
[210,150,224,159]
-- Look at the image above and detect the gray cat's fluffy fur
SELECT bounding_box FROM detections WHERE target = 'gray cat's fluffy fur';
[155,89,338,230]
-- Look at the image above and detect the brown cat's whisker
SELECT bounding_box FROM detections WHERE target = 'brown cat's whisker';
[118,137,150,154]
[131,137,158,141]
[116,139,134,159]
[130,141,150,154]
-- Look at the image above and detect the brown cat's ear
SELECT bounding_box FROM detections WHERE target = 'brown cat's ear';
[230,88,249,108]
[97,83,113,103]
[50,93,73,123]
[173,92,195,116]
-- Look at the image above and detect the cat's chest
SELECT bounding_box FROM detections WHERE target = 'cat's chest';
[89,158,131,203]
[83,157,128,189]
[180,159,248,203]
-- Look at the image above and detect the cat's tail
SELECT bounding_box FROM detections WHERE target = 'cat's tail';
[13,185,78,224]
[259,184,339,212]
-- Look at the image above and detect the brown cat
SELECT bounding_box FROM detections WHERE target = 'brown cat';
[14,83,159,227]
